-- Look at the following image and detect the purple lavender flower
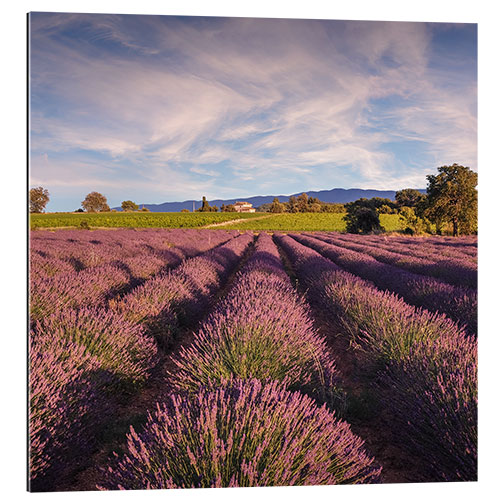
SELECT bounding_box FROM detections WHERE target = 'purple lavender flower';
[99,378,380,489]
[274,232,477,481]
[171,233,342,408]
[311,232,477,288]
[291,233,477,335]
[29,334,111,489]
[32,306,159,391]
[111,232,254,345]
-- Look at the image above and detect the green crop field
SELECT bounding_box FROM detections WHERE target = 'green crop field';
[228,213,403,232]
[30,211,403,232]
[229,213,346,231]
[30,212,263,229]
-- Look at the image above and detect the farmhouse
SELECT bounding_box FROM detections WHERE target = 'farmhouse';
[234,201,256,213]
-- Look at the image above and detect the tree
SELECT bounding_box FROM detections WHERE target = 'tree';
[395,188,426,208]
[398,207,430,235]
[345,197,397,213]
[307,202,322,213]
[297,193,309,212]
[197,196,218,212]
[378,204,395,214]
[221,204,236,212]
[425,164,477,236]
[344,206,383,234]
[321,203,345,213]
[200,196,210,211]
[121,200,139,212]
[82,192,110,212]
[255,203,271,212]
[287,196,299,213]
[270,198,285,213]
[29,187,50,213]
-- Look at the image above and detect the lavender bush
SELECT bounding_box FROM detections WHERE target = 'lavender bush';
[171,233,342,408]
[29,335,111,489]
[327,232,477,261]
[28,228,241,489]
[379,333,477,481]
[30,252,76,280]
[30,228,237,273]
[32,306,159,391]
[99,379,380,489]
[30,263,131,322]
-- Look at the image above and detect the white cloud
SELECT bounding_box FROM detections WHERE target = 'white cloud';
[29,15,477,207]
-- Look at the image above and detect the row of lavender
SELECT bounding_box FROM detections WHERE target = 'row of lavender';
[389,234,477,253]
[319,232,477,288]
[332,233,477,261]
[30,229,236,323]
[293,233,477,336]
[29,230,252,490]
[99,233,380,489]
[275,234,477,481]
[30,228,237,281]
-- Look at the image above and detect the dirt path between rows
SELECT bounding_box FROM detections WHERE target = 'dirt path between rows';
[202,213,277,228]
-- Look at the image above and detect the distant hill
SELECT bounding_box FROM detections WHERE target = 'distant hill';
[114,187,426,212]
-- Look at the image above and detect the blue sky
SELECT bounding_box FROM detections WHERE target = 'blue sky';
[29,13,477,211]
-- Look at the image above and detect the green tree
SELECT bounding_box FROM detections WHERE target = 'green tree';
[378,204,395,214]
[29,186,50,213]
[425,164,478,236]
[395,188,426,208]
[121,200,139,212]
[256,203,272,213]
[398,206,430,235]
[307,202,322,213]
[197,196,211,212]
[270,198,285,213]
[181,208,190,213]
[82,192,110,212]
[345,197,397,213]
[297,193,309,212]
[287,196,299,213]
[197,196,218,212]
[321,203,345,213]
[344,206,383,234]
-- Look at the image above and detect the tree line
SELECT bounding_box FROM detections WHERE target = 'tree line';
[344,164,477,236]
[258,194,345,214]
[29,163,477,236]
[29,190,150,214]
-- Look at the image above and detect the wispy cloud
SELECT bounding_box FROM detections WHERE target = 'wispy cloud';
[29,14,477,210]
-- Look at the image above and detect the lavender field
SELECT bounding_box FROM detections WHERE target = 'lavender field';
[28,228,477,491]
